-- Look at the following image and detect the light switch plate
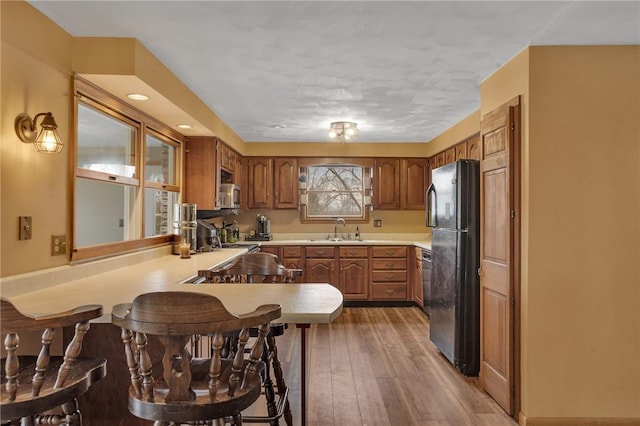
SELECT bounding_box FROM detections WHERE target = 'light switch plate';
[19,216,32,240]
[373,219,382,227]
[51,235,67,256]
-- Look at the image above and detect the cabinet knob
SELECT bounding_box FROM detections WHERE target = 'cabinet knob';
[385,289,395,294]
[385,250,395,255]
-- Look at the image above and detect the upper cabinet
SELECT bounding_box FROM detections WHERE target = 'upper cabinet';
[184,137,219,210]
[466,134,480,160]
[247,157,273,209]
[429,132,481,171]
[218,142,236,173]
[401,158,429,210]
[247,157,298,210]
[373,158,401,209]
[184,137,243,210]
[273,158,298,209]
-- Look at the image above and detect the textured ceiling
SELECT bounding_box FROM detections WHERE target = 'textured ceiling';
[29,1,640,143]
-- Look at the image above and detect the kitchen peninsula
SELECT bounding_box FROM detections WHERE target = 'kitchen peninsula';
[2,247,343,426]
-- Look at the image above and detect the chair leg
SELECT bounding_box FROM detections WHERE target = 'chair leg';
[267,334,292,426]
[60,398,81,425]
[261,341,279,426]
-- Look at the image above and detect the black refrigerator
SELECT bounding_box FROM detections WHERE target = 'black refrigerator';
[426,159,480,376]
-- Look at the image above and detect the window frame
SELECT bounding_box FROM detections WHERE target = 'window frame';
[72,77,184,262]
[298,157,373,224]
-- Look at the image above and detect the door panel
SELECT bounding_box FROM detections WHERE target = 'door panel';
[479,96,520,415]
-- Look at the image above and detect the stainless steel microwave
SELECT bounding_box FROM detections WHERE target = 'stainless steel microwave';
[219,183,240,209]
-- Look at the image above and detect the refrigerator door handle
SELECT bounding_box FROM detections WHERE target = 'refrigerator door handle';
[426,183,437,228]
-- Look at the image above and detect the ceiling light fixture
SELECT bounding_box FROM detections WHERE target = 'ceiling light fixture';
[127,93,149,101]
[176,124,192,129]
[328,121,359,143]
[15,112,64,154]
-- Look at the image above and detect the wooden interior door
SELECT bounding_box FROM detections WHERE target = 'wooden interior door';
[479,96,520,415]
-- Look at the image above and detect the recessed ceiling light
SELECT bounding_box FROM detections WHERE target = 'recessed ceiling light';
[127,93,149,101]
[272,124,287,129]
[176,124,192,129]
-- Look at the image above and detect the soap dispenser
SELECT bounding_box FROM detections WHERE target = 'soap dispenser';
[355,226,360,240]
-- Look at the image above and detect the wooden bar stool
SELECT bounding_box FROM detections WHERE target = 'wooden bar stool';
[111,291,281,426]
[199,252,302,426]
[1,298,106,425]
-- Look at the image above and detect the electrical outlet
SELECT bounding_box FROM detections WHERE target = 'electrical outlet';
[19,216,32,240]
[51,235,67,256]
[373,219,382,228]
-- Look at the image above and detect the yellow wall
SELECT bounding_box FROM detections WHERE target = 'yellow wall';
[1,1,74,276]
[482,46,640,421]
[424,109,480,156]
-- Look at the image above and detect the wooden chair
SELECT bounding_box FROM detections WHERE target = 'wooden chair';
[198,252,302,426]
[111,291,281,425]
[0,298,106,425]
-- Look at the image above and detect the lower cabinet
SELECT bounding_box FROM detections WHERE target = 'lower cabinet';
[280,246,305,282]
[262,244,413,302]
[338,246,369,300]
[371,246,408,300]
[305,246,337,287]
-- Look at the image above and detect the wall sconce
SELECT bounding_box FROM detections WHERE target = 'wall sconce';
[15,112,64,154]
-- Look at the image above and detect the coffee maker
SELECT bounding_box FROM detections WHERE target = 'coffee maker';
[196,219,221,252]
[257,214,271,236]
[246,214,272,241]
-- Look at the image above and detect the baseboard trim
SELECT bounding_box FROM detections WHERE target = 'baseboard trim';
[519,413,640,426]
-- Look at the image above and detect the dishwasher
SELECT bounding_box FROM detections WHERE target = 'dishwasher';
[422,248,432,316]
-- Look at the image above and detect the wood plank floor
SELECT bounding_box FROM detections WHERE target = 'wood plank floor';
[247,306,518,426]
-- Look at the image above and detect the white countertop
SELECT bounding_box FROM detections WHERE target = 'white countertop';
[2,238,433,325]
[4,249,343,325]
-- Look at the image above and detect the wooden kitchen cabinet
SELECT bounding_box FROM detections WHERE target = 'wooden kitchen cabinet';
[184,136,219,209]
[273,158,298,209]
[247,157,298,209]
[373,158,401,209]
[466,133,480,160]
[371,246,408,300]
[434,152,446,168]
[338,246,369,300]
[412,247,424,306]
[455,141,468,160]
[247,157,273,209]
[281,245,305,282]
[305,246,337,287]
[401,158,428,210]
[218,140,236,173]
[444,146,456,165]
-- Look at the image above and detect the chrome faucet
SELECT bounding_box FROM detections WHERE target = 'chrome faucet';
[334,217,346,239]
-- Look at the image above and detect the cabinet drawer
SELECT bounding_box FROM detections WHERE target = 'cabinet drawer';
[372,259,407,270]
[305,246,335,258]
[371,283,407,300]
[339,246,368,258]
[372,246,407,258]
[281,246,303,258]
[372,270,407,282]
[260,247,280,256]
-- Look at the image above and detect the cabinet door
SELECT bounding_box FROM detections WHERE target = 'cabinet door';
[444,147,456,164]
[234,155,248,210]
[218,141,235,173]
[305,259,337,286]
[467,134,480,160]
[339,258,368,300]
[435,152,446,168]
[373,158,400,209]
[401,158,428,210]
[247,158,273,209]
[455,142,468,160]
[274,158,298,209]
[184,137,218,209]
[413,247,424,305]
